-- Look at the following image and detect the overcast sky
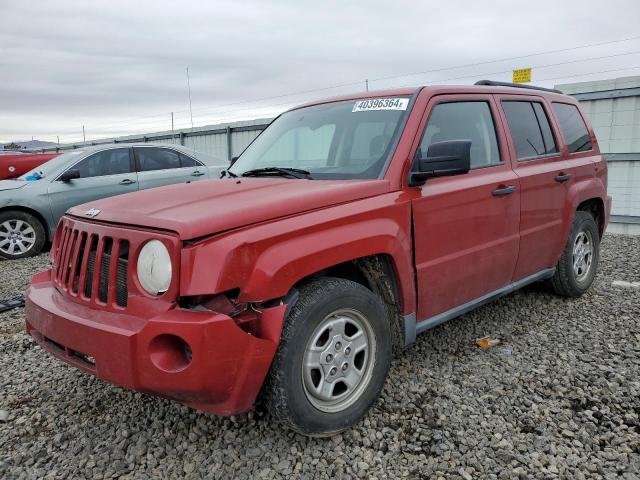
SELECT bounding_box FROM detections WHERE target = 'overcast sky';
[2,0,640,144]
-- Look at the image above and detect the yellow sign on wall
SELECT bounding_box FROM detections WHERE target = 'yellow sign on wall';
[512,68,532,83]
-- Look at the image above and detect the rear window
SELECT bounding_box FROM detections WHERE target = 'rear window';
[552,103,592,153]
[137,148,181,171]
[502,101,558,160]
[179,153,201,168]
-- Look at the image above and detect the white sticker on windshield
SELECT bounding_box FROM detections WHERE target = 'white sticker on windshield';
[352,97,409,112]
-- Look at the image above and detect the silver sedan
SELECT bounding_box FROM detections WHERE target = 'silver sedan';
[0,143,226,259]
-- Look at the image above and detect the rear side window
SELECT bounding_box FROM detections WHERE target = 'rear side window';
[136,148,181,172]
[73,148,132,179]
[420,101,501,168]
[179,153,201,168]
[502,101,558,159]
[552,103,592,153]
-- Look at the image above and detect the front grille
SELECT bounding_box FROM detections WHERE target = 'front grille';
[54,223,129,308]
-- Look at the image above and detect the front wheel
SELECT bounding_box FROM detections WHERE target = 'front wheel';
[0,211,46,260]
[262,277,392,436]
[550,211,600,297]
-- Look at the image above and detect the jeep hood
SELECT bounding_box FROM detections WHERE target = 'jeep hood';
[68,178,390,240]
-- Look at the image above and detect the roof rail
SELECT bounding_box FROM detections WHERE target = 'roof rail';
[474,80,563,94]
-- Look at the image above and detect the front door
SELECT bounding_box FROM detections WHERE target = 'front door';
[411,95,521,321]
[47,147,138,223]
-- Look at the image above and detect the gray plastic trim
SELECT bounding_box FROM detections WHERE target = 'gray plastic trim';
[414,268,556,335]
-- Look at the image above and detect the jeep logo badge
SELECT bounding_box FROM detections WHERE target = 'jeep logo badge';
[85,208,101,218]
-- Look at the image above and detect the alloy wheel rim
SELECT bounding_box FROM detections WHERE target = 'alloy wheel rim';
[572,230,593,282]
[0,220,36,256]
[302,308,376,413]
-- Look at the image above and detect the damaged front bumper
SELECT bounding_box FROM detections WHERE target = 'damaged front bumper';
[25,270,286,415]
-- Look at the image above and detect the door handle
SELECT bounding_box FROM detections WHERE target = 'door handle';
[119,178,136,185]
[191,171,205,177]
[555,172,572,183]
[492,185,516,197]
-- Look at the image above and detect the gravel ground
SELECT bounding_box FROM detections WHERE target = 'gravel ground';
[1,234,639,479]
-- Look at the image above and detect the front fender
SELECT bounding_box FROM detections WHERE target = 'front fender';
[180,193,416,315]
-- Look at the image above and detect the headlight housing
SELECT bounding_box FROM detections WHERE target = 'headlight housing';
[137,240,172,295]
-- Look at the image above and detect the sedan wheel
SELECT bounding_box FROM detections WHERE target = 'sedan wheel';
[0,212,46,260]
[0,219,37,256]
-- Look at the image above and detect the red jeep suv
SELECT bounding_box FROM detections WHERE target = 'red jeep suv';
[26,81,611,436]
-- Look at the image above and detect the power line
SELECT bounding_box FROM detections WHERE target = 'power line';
[185,50,640,121]
[368,34,640,84]
[94,49,640,136]
[86,63,640,138]
[73,34,640,133]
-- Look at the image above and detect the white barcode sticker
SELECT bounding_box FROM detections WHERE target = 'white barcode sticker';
[352,97,409,112]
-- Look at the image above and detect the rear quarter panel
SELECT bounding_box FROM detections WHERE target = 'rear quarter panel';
[550,100,608,245]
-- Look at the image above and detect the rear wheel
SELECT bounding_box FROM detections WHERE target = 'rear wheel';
[0,211,46,260]
[550,211,600,297]
[262,277,391,436]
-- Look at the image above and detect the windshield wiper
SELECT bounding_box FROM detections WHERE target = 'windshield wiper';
[241,167,312,179]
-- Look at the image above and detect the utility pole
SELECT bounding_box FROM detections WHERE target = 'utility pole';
[186,68,194,129]
[57,136,59,145]
[171,112,174,135]
[365,79,369,91]
[82,125,86,143]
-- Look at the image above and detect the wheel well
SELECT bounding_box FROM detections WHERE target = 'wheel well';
[0,206,50,241]
[294,254,406,354]
[577,198,605,238]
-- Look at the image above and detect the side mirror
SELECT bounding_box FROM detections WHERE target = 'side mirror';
[409,140,471,186]
[59,169,80,182]
[229,156,239,166]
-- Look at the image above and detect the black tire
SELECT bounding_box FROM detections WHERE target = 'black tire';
[262,277,392,436]
[550,211,600,297]
[0,211,46,260]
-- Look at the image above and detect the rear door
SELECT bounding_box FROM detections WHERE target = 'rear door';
[497,96,592,280]
[47,147,138,222]
[134,146,207,190]
[411,95,521,321]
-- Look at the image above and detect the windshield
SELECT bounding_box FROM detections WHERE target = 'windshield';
[228,97,411,180]
[17,150,86,181]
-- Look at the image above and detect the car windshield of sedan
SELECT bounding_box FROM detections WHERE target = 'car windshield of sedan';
[228,97,412,180]
[17,150,86,181]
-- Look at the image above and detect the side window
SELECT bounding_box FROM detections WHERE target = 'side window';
[179,153,201,168]
[502,101,558,160]
[419,101,501,169]
[552,103,592,153]
[73,148,132,179]
[137,148,181,172]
